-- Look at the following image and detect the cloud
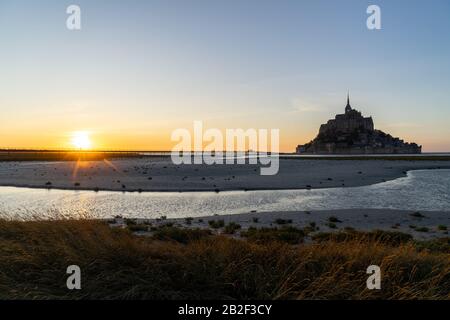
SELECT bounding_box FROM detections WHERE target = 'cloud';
[290,98,326,113]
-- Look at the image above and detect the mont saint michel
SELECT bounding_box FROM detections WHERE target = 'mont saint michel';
[296,94,422,154]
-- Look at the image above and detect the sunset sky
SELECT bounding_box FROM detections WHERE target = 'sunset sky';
[1,0,450,152]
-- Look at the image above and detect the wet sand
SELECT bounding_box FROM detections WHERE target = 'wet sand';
[1,157,450,192]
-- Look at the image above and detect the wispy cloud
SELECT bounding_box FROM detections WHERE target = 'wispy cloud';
[290,98,326,113]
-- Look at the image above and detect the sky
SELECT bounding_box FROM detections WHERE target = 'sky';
[0,0,449,152]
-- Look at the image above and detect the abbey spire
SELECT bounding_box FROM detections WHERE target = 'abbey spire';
[345,91,352,113]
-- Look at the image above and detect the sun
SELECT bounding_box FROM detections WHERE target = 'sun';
[71,131,92,150]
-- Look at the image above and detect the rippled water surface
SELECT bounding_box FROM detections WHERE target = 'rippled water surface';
[1,169,449,220]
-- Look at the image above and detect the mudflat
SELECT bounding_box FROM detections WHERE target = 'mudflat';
[1,157,450,192]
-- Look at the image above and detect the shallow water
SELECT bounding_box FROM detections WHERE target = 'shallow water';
[0,169,449,220]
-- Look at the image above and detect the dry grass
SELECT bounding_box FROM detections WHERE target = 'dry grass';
[0,219,448,300]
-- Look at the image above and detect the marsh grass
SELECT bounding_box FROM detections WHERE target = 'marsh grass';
[152,226,211,244]
[312,230,414,246]
[223,222,241,234]
[274,218,293,225]
[0,219,448,300]
[208,219,225,229]
[241,226,305,244]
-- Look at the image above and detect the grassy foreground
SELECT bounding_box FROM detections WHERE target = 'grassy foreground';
[0,219,448,300]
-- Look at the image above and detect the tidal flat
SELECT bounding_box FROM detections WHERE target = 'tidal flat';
[1,156,450,192]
